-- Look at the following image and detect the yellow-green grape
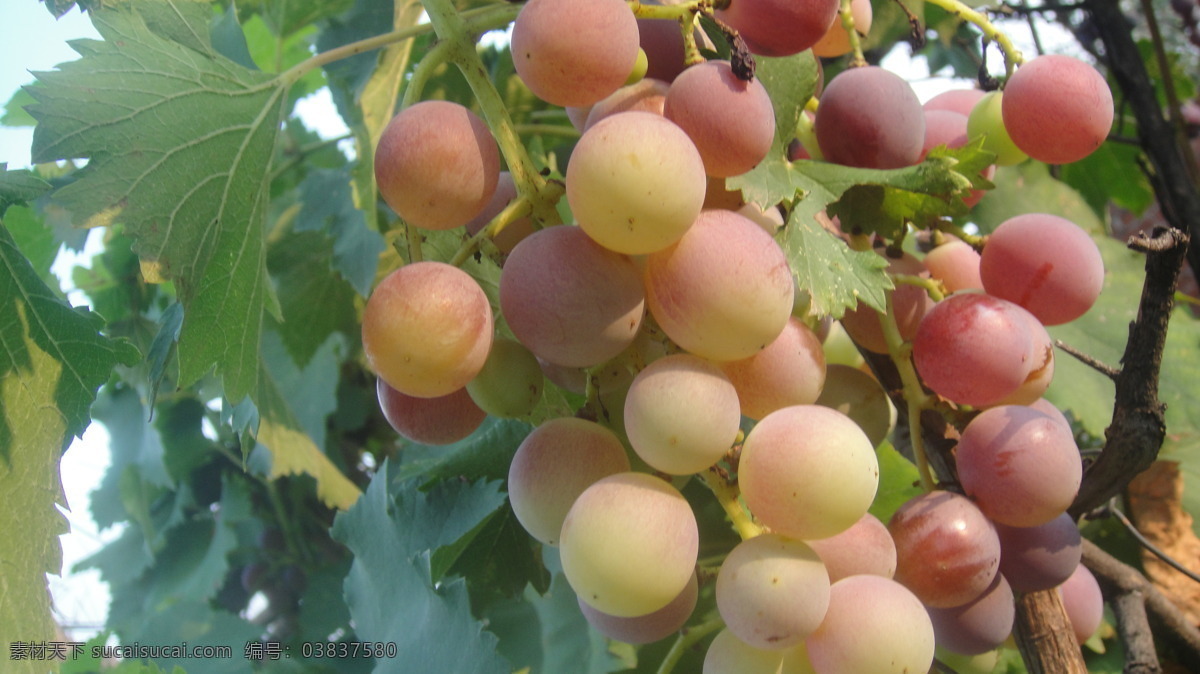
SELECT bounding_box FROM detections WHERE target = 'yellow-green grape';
[967,92,1028,166]
[467,337,544,418]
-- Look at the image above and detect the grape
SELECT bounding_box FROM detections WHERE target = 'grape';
[805,575,935,674]
[664,60,776,177]
[376,378,486,445]
[888,490,1001,608]
[839,252,934,354]
[374,100,500,230]
[966,92,1028,166]
[924,239,983,293]
[716,534,831,650]
[578,572,698,644]
[927,574,1016,655]
[739,405,879,540]
[537,357,588,395]
[623,353,741,475]
[911,292,1036,408]
[566,111,707,255]
[806,512,897,582]
[716,0,841,57]
[510,0,640,107]
[1002,54,1114,165]
[463,172,536,254]
[920,109,969,159]
[507,417,631,546]
[992,307,1054,406]
[583,78,669,131]
[644,209,794,362]
[956,405,1082,527]
[811,0,873,58]
[996,513,1082,593]
[560,472,698,617]
[979,213,1105,325]
[704,628,786,674]
[814,364,895,448]
[361,261,493,398]
[499,224,645,368]
[719,317,826,421]
[637,3,695,83]
[924,88,986,117]
[1057,564,1104,644]
[466,337,544,418]
[815,66,925,169]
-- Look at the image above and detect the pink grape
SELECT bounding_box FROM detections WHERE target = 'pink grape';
[995,513,1082,593]
[507,417,631,546]
[511,0,640,107]
[1057,564,1104,644]
[924,88,986,117]
[637,4,695,83]
[583,78,669,131]
[361,261,493,398]
[980,213,1105,325]
[924,240,983,293]
[992,307,1055,406]
[716,0,841,57]
[840,252,934,354]
[805,575,935,674]
[815,66,925,169]
[664,60,776,177]
[1002,54,1114,165]
[499,225,645,368]
[806,513,897,582]
[463,172,535,254]
[911,293,1036,408]
[739,405,879,540]
[920,110,969,159]
[578,572,698,644]
[644,209,794,362]
[376,379,485,446]
[560,472,699,617]
[812,0,873,58]
[719,317,826,421]
[374,101,500,230]
[956,405,1082,527]
[927,575,1016,655]
[888,491,1001,609]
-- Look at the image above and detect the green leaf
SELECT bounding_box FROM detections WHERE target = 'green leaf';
[777,207,892,319]
[294,168,385,298]
[392,417,533,485]
[525,572,625,674]
[449,504,551,599]
[117,599,260,674]
[868,441,925,525]
[0,163,53,210]
[969,162,1107,235]
[2,88,39,128]
[28,1,289,401]
[4,205,59,287]
[330,471,510,673]
[268,229,358,366]
[90,386,173,529]
[1060,140,1155,219]
[754,51,821,149]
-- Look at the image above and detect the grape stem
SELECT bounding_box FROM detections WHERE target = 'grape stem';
[892,273,947,302]
[654,614,725,674]
[448,195,535,267]
[699,466,764,540]
[922,0,1026,78]
[876,292,937,492]
[838,0,868,67]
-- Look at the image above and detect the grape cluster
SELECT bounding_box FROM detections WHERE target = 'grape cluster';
[360,0,1115,670]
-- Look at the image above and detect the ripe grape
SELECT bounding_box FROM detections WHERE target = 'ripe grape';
[966,92,1028,166]
[637,4,696,83]
[924,88,986,117]
[703,629,786,674]
[1002,54,1114,165]
[716,534,831,650]
[805,575,935,674]
[566,111,707,255]
[376,379,486,445]
[811,0,873,58]
[1057,564,1104,644]
[583,78,670,131]
[739,405,879,540]
[716,0,841,57]
[578,572,698,644]
[979,213,1105,325]
[911,293,1036,408]
[995,513,1082,593]
[806,512,897,582]
[374,101,500,230]
[839,252,934,354]
[888,490,1001,608]
[815,66,925,169]
[920,109,969,159]
[463,172,535,254]
[719,317,826,421]
[926,574,1016,655]
[814,364,895,448]
[993,307,1055,406]
[664,60,776,177]
[623,354,741,475]
[361,261,493,398]
[510,0,640,107]
[500,225,645,368]
[644,209,794,362]
[466,337,544,418]
[956,404,1082,527]
[560,472,699,617]
[924,239,983,293]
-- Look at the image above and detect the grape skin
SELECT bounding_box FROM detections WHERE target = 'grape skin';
[806,512,897,583]
[374,101,500,231]
[966,92,1028,166]
[664,60,776,178]
[577,572,698,644]
[995,513,1082,593]
[1056,564,1104,644]
[720,317,826,421]
[376,379,485,446]
[926,574,1016,656]
[814,66,925,169]
[716,0,841,57]
[361,261,493,398]
[583,78,670,131]
[465,337,544,419]
[703,629,786,674]
[1002,54,1114,165]
[924,240,983,293]
[814,364,895,448]
[805,575,935,674]
[510,0,640,107]
[811,0,872,58]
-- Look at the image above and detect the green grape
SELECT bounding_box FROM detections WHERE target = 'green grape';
[466,337,544,418]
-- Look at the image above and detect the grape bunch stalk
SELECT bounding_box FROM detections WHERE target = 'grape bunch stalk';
[360,0,1124,670]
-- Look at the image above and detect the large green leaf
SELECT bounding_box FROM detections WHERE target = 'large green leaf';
[27,0,287,402]
[330,471,511,673]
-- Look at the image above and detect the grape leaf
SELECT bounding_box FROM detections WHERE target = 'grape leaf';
[777,206,892,318]
[970,161,1107,235]
[330,471,511,673]
[27,0,287,402]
